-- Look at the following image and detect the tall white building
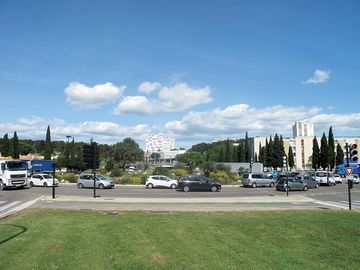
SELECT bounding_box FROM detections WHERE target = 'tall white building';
[292,121,314,138]
[145,134,175,152]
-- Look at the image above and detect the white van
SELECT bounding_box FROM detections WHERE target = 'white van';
[315,171,336,186]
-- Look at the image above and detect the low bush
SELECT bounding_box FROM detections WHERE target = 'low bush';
[59,173,78,183]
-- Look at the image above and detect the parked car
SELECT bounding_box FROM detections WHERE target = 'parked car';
[295,174,319,189]
[177,175,221,192]
[77,174,114,189]
[29,173,59,187]
[275,177,309,192]
[314,171,336,186]
[242,173,275,188]
[145,175,177,189]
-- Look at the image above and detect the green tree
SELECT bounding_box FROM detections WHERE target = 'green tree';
[328,126,336,170]
[244,132,250,162]
[1,134,10,157]
[336,144,344,166]
[265,136,273,169]
[201,161,215,177]
[258,143,266,165]
[312,137,320,170]
[237,142,245,162]
[288,146,295,169]
[113,138,144,168]
[232,146,237,162]
[105,158,116,172]
[320,133,329,170]
[218,147,224,162]
[224,139,232,162]
[44,126,52,160]
[272,134,283,169]
[11,131,19,159]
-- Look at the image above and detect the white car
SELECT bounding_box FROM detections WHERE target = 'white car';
[145,175,177,189]
[347,174,359,184]
[334,174,343,184]
[29,174,59,187]
[315,171,336,186]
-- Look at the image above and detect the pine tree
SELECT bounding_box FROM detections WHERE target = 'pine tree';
[1,134,10,157]
[11,131,19,159]
[237,141,245,162]
[232,146,237,162]
[266,136,273,169]
[288,145,295,169]
[320,133,329,170]
[335,144,344,166]
[312,136,320,170]
[272,134,283,169]
[44,126,52,160]
[328,126,335,170]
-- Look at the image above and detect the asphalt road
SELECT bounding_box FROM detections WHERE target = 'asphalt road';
[1,183,359,214]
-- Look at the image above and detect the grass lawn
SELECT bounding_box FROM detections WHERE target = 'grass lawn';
[1,209,360,270]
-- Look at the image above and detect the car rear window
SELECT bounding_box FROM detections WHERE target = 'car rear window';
[243,174,249,179]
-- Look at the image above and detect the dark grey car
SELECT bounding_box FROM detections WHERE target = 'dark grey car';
[275,177,309,192]
[242,173,275,188]
[177,175,221,192]
[296,175,319,189]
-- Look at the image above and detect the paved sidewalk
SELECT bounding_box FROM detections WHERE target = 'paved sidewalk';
[33,194,321,212]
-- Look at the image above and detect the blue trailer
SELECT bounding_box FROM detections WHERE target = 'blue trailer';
[28,160,55,174]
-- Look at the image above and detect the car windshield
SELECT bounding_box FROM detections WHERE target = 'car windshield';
[43,175,53,179]
[6,161,27,171]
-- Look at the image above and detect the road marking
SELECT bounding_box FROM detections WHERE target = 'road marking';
[0,197,43,219]
[0,201,21,211]
[0,201,7,205]
[312,200,360,209]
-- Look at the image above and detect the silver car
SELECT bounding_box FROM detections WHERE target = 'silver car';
[77,174,114,189]
[242,173,275,188]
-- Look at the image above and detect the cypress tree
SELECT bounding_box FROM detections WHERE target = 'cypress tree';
[320,133,329,170]
[11,131,19,159]
[218,147,224,162]
[1,134,10,157]
[328,126,335,170]
[288,145,295,170]
[224,139,232,162]
[266,136,273,169]
[244,132,250,162]
[336,144,344,166]
[272,134,283,169]
[232,146,237,162]
[44,126,52,160]
[312,136,320,170]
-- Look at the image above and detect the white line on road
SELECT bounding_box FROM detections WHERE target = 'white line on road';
[0,197,43,219]
[0,201,21,211]
[0,201,7,205]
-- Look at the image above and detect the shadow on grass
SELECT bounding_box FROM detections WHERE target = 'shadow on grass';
[0,224,27,245]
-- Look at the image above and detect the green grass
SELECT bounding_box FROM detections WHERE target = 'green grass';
[1,209,360,270]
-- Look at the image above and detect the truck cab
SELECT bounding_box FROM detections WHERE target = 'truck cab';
[0,159,28,190]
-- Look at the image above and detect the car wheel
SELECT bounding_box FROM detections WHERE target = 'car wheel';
[315,183,319,189]
[211,185,217,192]
[170,184,176,189]
[78,183,84,189]
[43,182,48,187]
[30,181,34,187]
[183,185,190,192]
[147,183,154,189]
[98,183,104,189]
[285,186,290,192]
[303,186,308,191]
[269,182,274,187]
[252,182,257,188]
[0,181,3,190]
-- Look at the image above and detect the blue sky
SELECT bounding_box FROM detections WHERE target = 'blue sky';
[0,0,359,148]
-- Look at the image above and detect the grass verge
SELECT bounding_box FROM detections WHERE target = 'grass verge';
[1,209,360,270]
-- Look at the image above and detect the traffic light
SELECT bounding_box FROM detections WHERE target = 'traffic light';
[83,142,99,170]
[349,179,354,189]
[282,156,287,168]
[349,144,358,162]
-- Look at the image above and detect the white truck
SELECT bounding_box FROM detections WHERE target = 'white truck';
[0,159,28,190]
[315,171,336,186]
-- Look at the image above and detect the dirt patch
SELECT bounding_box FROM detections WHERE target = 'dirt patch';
[152,253,166,265]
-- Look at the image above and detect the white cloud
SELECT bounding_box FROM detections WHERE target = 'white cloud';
[138,82,161,94]
[65,82,125,109]
[0,117,151,144]
[112,96,156,115]
[114,83,213,115]
[158,83,212,112]
[305,69,331,84]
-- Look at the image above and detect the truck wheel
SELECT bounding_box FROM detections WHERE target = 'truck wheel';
[0,181,4,190]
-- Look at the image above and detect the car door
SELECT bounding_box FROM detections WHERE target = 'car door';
[159,176,168,188]
[293,178,303,190]
[84,175,93,188]
[152,176,161,187]
[198,176,211,191]
[32,175,42,186]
